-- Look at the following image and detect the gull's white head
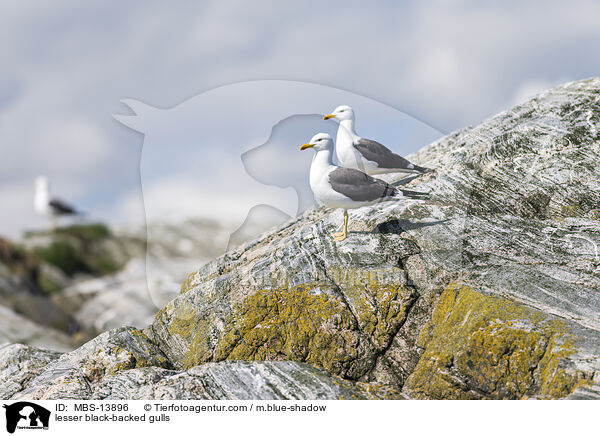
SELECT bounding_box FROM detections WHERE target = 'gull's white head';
[323,105,354,122]
[300,133,334,152]
[34,176,49,192]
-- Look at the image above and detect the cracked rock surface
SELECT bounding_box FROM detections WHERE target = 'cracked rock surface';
[150,78,600,399]
[2,330,395,400]
[3,78,600,400]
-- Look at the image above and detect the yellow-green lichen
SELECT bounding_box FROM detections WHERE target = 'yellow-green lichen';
[180,271,197,295]
[81,329,170,382]
[354,381,404,400]
[213,286,359,376]
[403,283,591,399]
[166,279,416,378]
[334,272,416,347]
[561,204,581,217]
[166,304,215,368]
[82,346,138,382]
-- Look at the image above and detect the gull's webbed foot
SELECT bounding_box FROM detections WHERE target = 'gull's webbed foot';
[332,231,347,242]
[332,210,349,242]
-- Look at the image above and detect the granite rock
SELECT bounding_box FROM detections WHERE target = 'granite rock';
[4,78,600,400]
[149,78,600,399]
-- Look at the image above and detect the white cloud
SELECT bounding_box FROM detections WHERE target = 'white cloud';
[30,119,113,174]
[2,0,600,237]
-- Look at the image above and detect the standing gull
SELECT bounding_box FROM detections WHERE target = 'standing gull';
[324,105,432,175]
[300,133,428,241]
[34,176,82,230]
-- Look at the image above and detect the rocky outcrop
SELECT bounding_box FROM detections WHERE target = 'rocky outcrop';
[0,220,240,347]
[0,306,76,353]
[50,219,257,334]
[0,344,62,399]
[2,78,600,400]
[0,224,148,350]
[52,259,183,334]
[8,327,170,400]
[90,361,395,400]
[148,78,600,399]
[22,224,138,278]
[2,329,392,400]
[0,237,79,337]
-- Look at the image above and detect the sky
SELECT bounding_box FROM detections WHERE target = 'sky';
[1,0,600,238]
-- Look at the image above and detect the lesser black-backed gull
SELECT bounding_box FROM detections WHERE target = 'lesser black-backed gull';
[323,105,432,176]
[34,176,82,230]
[300,133,428,241]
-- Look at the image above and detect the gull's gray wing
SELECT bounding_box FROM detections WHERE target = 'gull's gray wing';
[49,198,77,215]
[354,138,424,172]
[328,167,396,202]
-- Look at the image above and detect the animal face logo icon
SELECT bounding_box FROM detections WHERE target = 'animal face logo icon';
[3,402,51,434]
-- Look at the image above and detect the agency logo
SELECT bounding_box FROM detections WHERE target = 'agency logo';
[2,402,50,434]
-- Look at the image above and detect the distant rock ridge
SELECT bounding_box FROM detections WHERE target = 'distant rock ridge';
[2,77,600,399]
[0,219,252,348]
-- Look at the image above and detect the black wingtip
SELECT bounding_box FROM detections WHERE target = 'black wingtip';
[398,188,430,199]
[414,165,435,174]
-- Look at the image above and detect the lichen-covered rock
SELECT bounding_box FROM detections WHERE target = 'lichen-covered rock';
[10,327,171,400]
[149,78,600,399]
[91,361,399,400]
[150,221,418,383]
[4,343,395,400]
[4,78,600,400]
[403,284,597,399]
[0,344,62,399]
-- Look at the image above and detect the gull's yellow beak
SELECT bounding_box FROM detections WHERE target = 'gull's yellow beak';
[323,114,335,120]
[300,143,314,150]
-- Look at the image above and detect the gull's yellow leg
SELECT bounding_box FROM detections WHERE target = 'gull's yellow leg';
[332,210,348,241]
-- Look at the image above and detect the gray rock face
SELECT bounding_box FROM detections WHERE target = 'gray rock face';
[3,333,391,400]
[51,218,260,335]
[0,238,76,336]
[91,361,394,400]
[10,327,171,400]
[149,78,600,399]
[407,79,600,326]
[0,219,246,351]
[0,306,75,353]
[54,259,185,333]
[2,78,600,400]
[0,344,62,399]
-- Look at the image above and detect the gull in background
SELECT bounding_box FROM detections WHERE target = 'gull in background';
[324,105,433,176]
[300,133,428,241]
[34,176,82,231]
